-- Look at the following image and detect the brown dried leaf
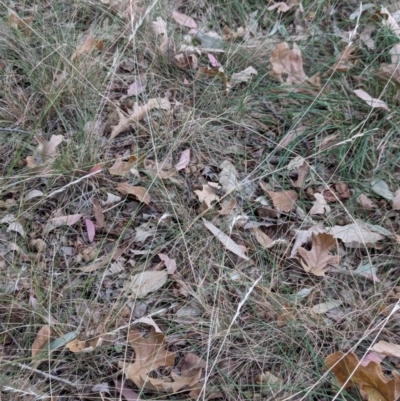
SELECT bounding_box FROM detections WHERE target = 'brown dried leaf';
[372,341,400,358]
[229,66,258,88]
[293,159,310,188]
[297,233,339,276]
[80,248,124,273]
[252,228,273,248]
[309,193,331,215]
[71,31,103,62]
[325,352,400,401]
[175,148,191,171]
[327,44,356,75]
[270,42,308,84]
[92,198,105,229]
[8,12,33,35]
[124,271,168,297]
[354,89,389,110]
[119,327,202,394]
[116,182,150,204]
[267,0,300,13]
[267,190,298,212]
[392,189,400,210]
[158,253,177,274]
[44,214,83,234]
[109,156,138,177]
[110,97,170,139]
[172,11,197,29]
[194,184,220,208]
[32,325,51,357]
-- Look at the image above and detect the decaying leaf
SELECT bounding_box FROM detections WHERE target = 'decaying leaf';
[267,190,298,213]
[110,97,170,139]
[312,300,343,314]
[309,193,331,215]
[203,218,249,260]
[194,184,220,208]
[116,182,150,204]
[229,66,258,88]
[195,66,229,91]
[219,160,239,193]
[353,89,389,111]
[109,156,139,177]
[1,214,25,237]
[93,198,105,229]
[175,149,191,171]
[393,189,400,210]
[158,254,177,274]
[127,74,147,96]
[325,351,400,401]
[172,11,197,30]
[66,336,103,353]
[372,341,400,358]
[7,12,33,35]
[71,30,103,62]
[371,178,394,201]
[32,325,51,357]
[270,42,308,84]
[119,327,202,394]
[124,271,168,297]
[329,220,387,247]
[267,0,300,13]
[327,44,356,75]
[297,233,339,276]
[80,248,125,273]
[32,134,64,165]
[354,263,380,282]
[357,194,376,210]
[44,214,83,234]
[252,228,273,248]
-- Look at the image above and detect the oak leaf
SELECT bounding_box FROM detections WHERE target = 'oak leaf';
[325,352,400,401]
[119,327,202,393]
[297,233,339,276]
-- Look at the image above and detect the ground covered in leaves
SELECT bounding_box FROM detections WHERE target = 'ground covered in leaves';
[2,0,400,400]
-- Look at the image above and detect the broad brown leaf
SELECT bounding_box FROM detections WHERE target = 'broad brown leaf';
[116,182,150,204]
[32,325,51,357]
[119,327,202,394]
[297,233,339,276]
[267,190,298,212]
[325,352,400,401]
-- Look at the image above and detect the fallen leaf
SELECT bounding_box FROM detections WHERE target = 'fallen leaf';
[158,253,177,274]
[93,198,105,229]
[267,0,300,13]
[195,66,229,91]
[361,352,386,367]
[175,149,191,171]
[252,228,273,248]
[327,44,356,75]
[278,125,307,149]
[325,351,400,401]
[354,89,389,111]
[35,134,64,161]
[194,184,220,208]
[329,220,387,246]
[44,214,83,234]
[297,233,339,276]
[119,327,202,394]
[109,156,139,177]
[370,178,394,201]
[312,300,343,314]
[134,223,156,243]
[101,192,122,206]
[229,66,258,88]
[267,190,298,213]
[71,30,103,62]
[7,12,33,35]
[203,219,249,260]
[374,7,400,38]
[6,220,25,237]
[219,160,239,193]
[393,189,400,210]
[372,341,400,358]
[293,160,310,188]
[357,194,376,210]
[110,97,170,139]
[116,183,150,204]
[309,193,331,215]
[85,219,95,242]
[354,263,380,282]
[208,53,221,67]
[124,271,168,297]
[127,75,147,96]
[80,248,125,273]
[32,325,51,357]
[25,190,44,201]
[66,336,103,353]
[172,11,197,30]
[270,42,308,84]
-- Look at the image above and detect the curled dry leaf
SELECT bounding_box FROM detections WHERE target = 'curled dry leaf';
[270,42,308,84]
[32,325,51,357]
[353,89,389,111]
[119,327,202,394]
[66,336,103,353]
[267,190,298,213]
[309,193,331,215]
[325,351,400,401]
[297,233,339,276]
[110,97,170,139]
[203,218,249,260]
[116,182,150,204]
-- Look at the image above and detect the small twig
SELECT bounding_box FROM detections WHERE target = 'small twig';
[6,361,79,389]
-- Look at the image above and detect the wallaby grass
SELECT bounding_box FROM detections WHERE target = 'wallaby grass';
[1,0,400,400]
